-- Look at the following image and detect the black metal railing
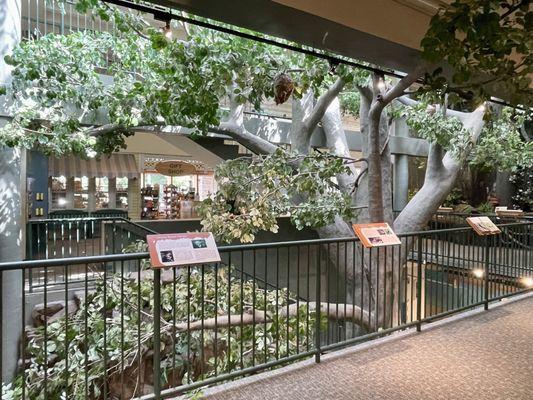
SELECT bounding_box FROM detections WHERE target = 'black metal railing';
[2,222,532,399]
[26,217,156,291]
[393,210,531,231]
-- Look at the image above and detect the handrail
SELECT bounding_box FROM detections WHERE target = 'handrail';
[218,222,533,252]
[11,221,533,270]
[28,216,159,234]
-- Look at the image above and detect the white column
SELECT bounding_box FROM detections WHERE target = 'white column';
[0,0,23,382]
[108,177,116,209]
[88,177,96,212]
[128,177,141,219]
[66,177,75,208]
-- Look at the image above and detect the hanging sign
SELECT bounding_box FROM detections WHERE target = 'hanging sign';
[147,232,221,268]
[466,217,501,236]
[155,160,198,176]
[352,223,401,248]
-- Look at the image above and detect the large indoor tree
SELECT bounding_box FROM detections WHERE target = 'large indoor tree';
[0,0,531,329]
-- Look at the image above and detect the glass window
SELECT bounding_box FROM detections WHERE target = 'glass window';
[95,177,109,209]
[116,177,129,209]
[143,173,169,187]
[50,176,67,209]
[73,176,89,209]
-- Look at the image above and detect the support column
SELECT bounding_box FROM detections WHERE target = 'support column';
[128,177,141,219]
[66,177,75,208]
[0,0,23,382]
[108,177,116,209]
[88,177,96,212]
[393,118,410,213]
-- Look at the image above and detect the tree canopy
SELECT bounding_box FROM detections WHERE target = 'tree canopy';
[0,0,531,237]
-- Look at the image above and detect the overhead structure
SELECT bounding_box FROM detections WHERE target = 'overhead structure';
[148,0,449,73]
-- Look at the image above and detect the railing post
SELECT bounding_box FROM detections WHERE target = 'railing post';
[153,268,161,398]
[315,244,321,363]
[416,235,423,332]
[484,235,490,311]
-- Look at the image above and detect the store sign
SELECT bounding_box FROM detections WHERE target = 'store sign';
[353,223,401,248]
[466,217,501,236]
[147,232,221,268]
[155,160,197,176]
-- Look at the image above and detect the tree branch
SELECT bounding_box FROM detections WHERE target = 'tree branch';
[426,142,445,176]
[380,63,428,106]
[500,0,527,20]
[304,76,346,132]
[396,95,474,123]
[85,123,126,137]
[215,88,280,155]
[170,302,374,332]
[215,122,278,155]
[355,84,373,102]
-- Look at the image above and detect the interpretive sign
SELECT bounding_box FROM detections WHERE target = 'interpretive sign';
[466,216,501,236]
[147,232,221,268]
[352,223,401,248]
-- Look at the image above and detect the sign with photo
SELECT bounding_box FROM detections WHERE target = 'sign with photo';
[466,216,501,236]
[352,223,402,248]
[146,232,221,268]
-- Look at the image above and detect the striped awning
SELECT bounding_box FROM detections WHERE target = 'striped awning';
[49,154,139,179]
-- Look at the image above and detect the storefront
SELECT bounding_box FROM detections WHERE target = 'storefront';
[48,153,139,216]
[139,156,215,220]
[45,153,215,220]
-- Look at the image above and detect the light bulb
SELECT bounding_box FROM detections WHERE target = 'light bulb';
[521,276,533,287]
[472,268,484,279]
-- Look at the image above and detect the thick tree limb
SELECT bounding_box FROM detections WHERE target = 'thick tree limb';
[85,123,127,137]
[216,89,279,155]
[426,142,445,176]
[172,302,375,333]
[396,95,472,122]
[394,105,487,234]
[216,122,278,155]
[380,63,428,106]
[304,76,346,133]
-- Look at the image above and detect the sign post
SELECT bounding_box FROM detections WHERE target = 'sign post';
[147,231,220,398]
[466,217,501,311]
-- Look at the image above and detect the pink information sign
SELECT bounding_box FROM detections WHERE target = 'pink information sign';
[147,232,221,268]
[353,223,402,248]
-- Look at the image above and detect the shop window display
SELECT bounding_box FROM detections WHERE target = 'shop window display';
[95,177,109,209]
[50,176,67,209]
[74,176,89,209]
[116,177,129,209]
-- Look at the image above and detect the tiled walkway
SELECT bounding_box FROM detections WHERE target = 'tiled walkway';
[204,295,533,400]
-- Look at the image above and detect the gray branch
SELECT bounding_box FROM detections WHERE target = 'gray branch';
[304,76,346,132]
[215,122,278,155]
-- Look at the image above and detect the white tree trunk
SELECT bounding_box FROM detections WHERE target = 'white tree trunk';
[394,106,486,234]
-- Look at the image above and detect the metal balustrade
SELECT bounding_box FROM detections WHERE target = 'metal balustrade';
[26,217,156,291]
[1,222,531,399]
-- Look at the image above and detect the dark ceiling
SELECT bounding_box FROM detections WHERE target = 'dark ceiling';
[147,0,423,74]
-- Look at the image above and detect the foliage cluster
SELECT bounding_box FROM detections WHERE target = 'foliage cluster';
[2,241,321,399]
[197,149,355,243]
[0,1,351,157]
[421,0,532,106]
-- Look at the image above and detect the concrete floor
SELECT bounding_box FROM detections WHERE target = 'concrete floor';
[202,295,533,400]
